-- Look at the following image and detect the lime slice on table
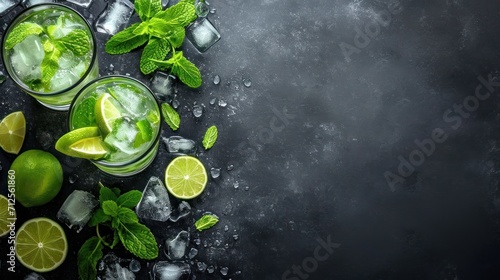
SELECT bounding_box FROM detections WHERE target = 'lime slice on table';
[165,156,208,199]
[55,127,100,157]
[0,195,15,237]
[95,93,122,136]
[0,111,26,154]
[16,217,68,272]
[69,136,108,160]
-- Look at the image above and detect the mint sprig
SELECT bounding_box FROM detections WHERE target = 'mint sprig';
[105,0,202,88]
[77,183,158,280]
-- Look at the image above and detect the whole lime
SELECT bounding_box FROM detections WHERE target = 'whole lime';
[10,150,63,207]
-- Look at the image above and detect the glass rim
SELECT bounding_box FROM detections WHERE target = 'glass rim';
[68,75,162,167]
[1,3,98,97]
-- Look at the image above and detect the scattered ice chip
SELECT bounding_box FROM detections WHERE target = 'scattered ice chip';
[192,105,203,118]
[233,181,239,189]
[233,234,239,241]
[24,272,46,280]
[95,0,134,35]
[163,136,197,155]
[165,230,189,260]
[194,1,209,17]
[207,265,215,274]
[57,190,99,233]
[210,167,220,179]
[209,98,216,105]
[169,201,191,222]
[220,267,229,276]
[66,0,93,8]
[213,75,220,85]
[243,78,252,87]
[186,18,221,53]
[152,261,191,280]
[151,72,176,101]
[21,0,54,7]
[98,252,136,280]
[196,262,207,272]
[188,248,198,259]
[0,0,18,16]
[226,164,234,171]
[129,259,141,273]
[136,176,172,222]
[218,99,227,107]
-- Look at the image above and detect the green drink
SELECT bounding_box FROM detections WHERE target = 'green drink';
[2,4,98,111]
[56,76,161,177]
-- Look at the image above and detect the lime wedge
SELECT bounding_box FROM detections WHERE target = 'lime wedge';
[55,127,100,157]
[69,136,108,160]
[134,119,153,148]
[95,93,122,136]
[0,195,15,237]
[0,111,26,154]
[165,156,208,199]
[16,217,67,272]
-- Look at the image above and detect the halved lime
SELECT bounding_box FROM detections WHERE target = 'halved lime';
[134,119,153,148]
[95,93,122,136]
[16,217,67,272]
[0,195,15,237]
[55,127,100,157]
[69,136,108,160]
[0,111,26,154]
[165,156,208,199]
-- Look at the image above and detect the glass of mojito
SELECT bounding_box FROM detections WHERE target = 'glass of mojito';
[1,4,98,111]
[55,76,161,177]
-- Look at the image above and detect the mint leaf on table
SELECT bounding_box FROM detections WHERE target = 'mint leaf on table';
[4,22,44,50]
[105,23,149,54]
[161,103,180,131]
[135,0,162,21]
[78,236,103,280]
[41,47,61,85]
[154,2,197,27]
[117,207,139,224]
[140,37,171,75]
[116,190,142,208]
[99,183,118,202]
[56,29,90,56]
[117,222,158,259]
[169,52,202,88]
[195,214,219,231]
[102,200,119,217]
[202,125,218,150]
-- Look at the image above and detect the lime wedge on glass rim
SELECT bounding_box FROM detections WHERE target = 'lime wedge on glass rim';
[55,127,101,157]
[69,136,108,160]
[95,93,122,136]
[165,156,208,199]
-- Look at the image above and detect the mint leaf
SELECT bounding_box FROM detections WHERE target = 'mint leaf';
[56,29,90,56]
[135,0,162,21]
[195,214,219,231]
[170,52,202,88]
[99,183,118,202]
[41,47,61,85]
[202,125,218,150]
[111,187,121,197]
[105,23,149,54]
[165,26,185,49]
[4,22,44,50]
[117,222,158,259]
[161,103,180,131]
[117,207,139,224]
[102,200,119,217]
[154,2,197,27]
[116,190,142,208]
[140,37,170,75]
[88,208,110,227]
[110,231,120,249]
[78,236,103,280]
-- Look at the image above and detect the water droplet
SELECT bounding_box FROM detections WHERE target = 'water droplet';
[220,267,229,276]
[197,262,207,272]
[218,99,227,107]
[209,98,217,105]
[69,174,78,184]
[188,248,199,259]
[224,225,229,232]
[233,181,239,189]
[129,259,141,272]
[210,8,216,14]
[213,75,221,85]
[109,63,114,71]
[210,167,221,179]
[193,105,203,118]
[172,100,180,109]
[207,265,215,274]
[227,164,234,171]
[244,186,250,191]
[243,78,252,87]
[233,234,239,241]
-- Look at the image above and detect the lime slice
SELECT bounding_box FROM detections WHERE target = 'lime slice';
[55,127,100,157]
[69,136,108,160]
[0,111,26,154]
[95,93,122,136]
[134,119,153,148]
[0,195,15,237]
[165,156,208,199]
[16,217,68,272]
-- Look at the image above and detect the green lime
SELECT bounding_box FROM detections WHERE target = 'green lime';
[134,119,153,148]
[10,150,63,207]
[16,217,67,272]
[95,93,122,136]
[0,111,26,154]
[72,96,97,129]
[69,136,108,160]
[165,156,208,199]
[0,195,15,237]
[55,127,100,157]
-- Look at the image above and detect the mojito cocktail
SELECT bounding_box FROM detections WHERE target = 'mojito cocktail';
[2,4,98,111]
[56,76,161,176]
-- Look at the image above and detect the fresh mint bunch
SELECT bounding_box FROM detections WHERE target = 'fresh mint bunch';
[77,183,158,280]
[105,0,202,88]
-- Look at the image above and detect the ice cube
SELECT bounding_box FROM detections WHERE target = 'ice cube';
[104,119,139,158]
[57,190,99,233]
[65,0,92,8]
[98,252,136,280]
[150,72,176,101]
[13,34,45,66]
[165,230,189,260]
[162,136,197,155]
[152,261,191,280]
[136,176,172,222]
[194,1,209,17]
[95,0,134,35]
[0,0,19,16]
[188,248,198,259]
[24,272,46,280]
[21,0,54,8]
[49,69,80,92]
[169,201,191,222]
[109,86,146,116]
[186,18,221,53]
[210,167,220,179]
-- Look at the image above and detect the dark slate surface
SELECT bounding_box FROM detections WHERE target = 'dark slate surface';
[2,0,500,279]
